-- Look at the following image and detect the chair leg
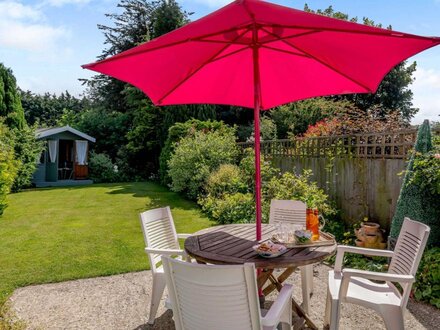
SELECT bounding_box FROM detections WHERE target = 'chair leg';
[300,266,312,314]
[381,308,404,330]
[324,288,339,330]
[148,274,166,325]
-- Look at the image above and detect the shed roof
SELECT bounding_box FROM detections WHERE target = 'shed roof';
[36,126,96,143]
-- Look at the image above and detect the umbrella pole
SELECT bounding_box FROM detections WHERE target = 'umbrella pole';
[252,25,262,242]
[253,35,264,304]
[254,105,262,242]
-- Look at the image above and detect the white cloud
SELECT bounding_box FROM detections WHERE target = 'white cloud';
[0,1,43,21]
[43,0,91,7]
[412,67,440,124]
[0,1,69,52]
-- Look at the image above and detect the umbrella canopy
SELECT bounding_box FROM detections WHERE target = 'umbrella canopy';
[83,0,439,240]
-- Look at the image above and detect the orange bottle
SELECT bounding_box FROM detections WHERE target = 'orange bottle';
[306,209,320,241]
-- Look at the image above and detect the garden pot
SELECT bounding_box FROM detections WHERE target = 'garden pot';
[365,234,378,244]
[355,228,363,240]
[355,239,365,247]
[377,242,387,249]
[361,222,380,235]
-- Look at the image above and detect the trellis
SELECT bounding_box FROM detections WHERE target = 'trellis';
[238,128,440,159]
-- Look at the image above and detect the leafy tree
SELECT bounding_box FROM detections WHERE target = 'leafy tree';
[0,122,18,215]
[75,107,130,160]
[20,90,90,126]
[270,98,353,137]
[0,63,25,129]
[304,5,418,122]
[10,125,44,192]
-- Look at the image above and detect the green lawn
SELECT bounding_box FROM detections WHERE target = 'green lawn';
[0,182,213,304]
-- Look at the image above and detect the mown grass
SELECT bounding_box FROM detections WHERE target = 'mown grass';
[0,182,213,307]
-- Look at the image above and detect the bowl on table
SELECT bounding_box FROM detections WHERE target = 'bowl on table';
[252,241,287,258]
[294,230,313,245]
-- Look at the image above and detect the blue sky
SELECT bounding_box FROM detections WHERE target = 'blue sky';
[1,0,439,123]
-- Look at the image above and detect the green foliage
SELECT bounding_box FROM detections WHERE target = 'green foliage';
[76,108,130,160]
[168,129,238,200]
[150,0,190,39]
[238,116,278,142]
[10,125,44,192]
[0,64,25,130]
[159,119,230,185]
[413,247,440,308]
[410,150,440,195]
[205,164,247,198]
[20,90,90,127]
[266,169,336,216]
[0,123,17,215]
[239,148,280,194]
[199,192,255,225]
[390,121,440,246]
[270,98,351,137]
[88,152,119,183]
[304,5,418,122]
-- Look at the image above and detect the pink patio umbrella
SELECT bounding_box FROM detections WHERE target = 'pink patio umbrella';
[83,0,439,241]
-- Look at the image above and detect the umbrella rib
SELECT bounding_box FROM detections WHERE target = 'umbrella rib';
[260,45,310,58]
[259,29,322,45]
[157,27,252,105]
[210,46,250,63]
[260,26,373,92]
[261,22,440,42]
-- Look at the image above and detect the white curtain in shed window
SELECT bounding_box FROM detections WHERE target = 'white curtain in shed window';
[75,140,88,165]
[48,140,58,163]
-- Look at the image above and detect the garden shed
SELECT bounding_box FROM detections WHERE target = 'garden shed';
[33,126,96,187]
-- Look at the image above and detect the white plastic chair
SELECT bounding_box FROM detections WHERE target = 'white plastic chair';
[325,217,430,330]
[269,199,314,313]
[162,256,293,330]
[139,206,191,325]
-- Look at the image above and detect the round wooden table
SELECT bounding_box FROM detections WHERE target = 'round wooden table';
[184,224,337,330]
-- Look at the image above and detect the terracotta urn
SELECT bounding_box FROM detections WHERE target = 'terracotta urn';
[361,222,380,235]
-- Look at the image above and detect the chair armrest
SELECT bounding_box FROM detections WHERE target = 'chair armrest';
[145,247,186,256]
[334,245,394,272]
[261,284,293,327]
[342,269,415,283]
[177,233,192,239]
[339,268,414,299]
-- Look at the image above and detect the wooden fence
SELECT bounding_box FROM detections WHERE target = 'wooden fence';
[238,128,439,229]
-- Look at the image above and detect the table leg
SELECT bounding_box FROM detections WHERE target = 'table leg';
[257,267,318,330]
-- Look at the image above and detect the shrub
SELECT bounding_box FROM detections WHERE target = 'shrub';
[0,123,18,215]
[266,169,336,216]
[239,148,280,194]
[413,247,440,308]
[10,125,44,192]
[409,137,440,195]
[159,119,232,185]
[390,120,440,246]
[199,192,255,224]
[168,129,238,200]
[205,164,247,198]
[89,152,119,183]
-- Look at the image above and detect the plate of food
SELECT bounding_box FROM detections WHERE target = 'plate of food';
[252,241,288,258]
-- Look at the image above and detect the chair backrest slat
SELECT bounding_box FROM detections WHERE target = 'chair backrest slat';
[388,217,430,307]
[269,200,307,225]
[139,207,180,272]
[162,257,262,330]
